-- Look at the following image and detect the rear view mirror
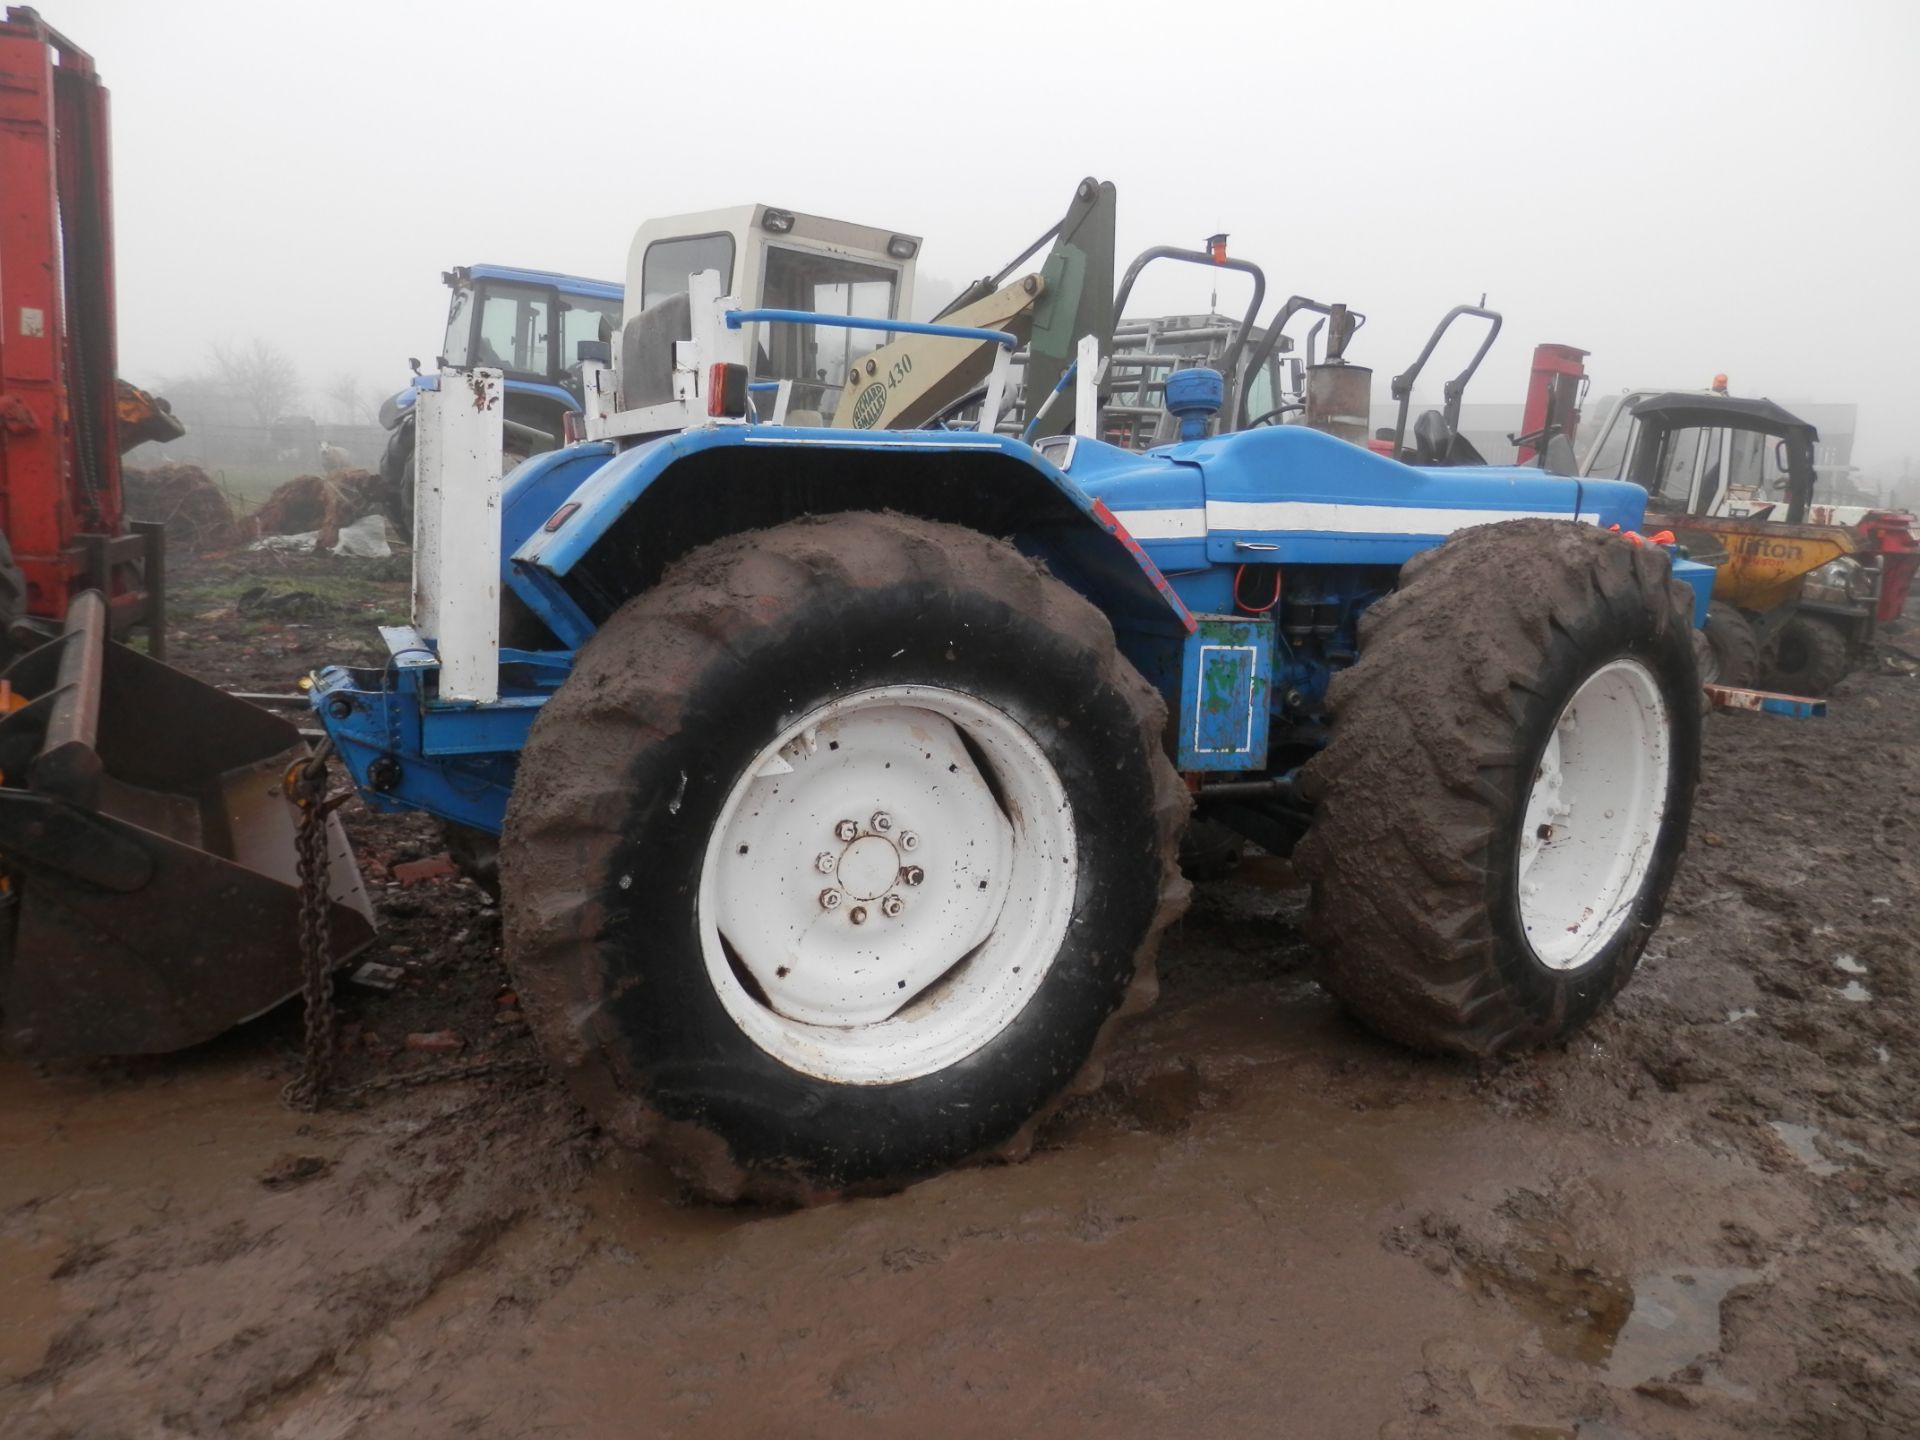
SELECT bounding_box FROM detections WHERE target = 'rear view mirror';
[1775,438,1790,471]
[1288,358,1305,397]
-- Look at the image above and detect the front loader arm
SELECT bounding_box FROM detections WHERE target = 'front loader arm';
[827,276,1045,430]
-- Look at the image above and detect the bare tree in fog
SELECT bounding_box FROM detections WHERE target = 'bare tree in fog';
[208,338,301,426]
[323,372,372,426]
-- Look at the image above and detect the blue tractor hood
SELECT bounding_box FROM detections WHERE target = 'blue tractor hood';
[1059,425,1649,572]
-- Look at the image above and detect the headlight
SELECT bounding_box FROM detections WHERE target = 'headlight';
[1803,557,1875,604]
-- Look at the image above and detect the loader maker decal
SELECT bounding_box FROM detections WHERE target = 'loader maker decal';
[850,381,888,429]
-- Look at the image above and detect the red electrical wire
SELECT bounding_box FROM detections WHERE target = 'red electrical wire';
[1234,563,1282,614]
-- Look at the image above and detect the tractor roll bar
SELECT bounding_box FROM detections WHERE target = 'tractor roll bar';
[1109,247,1266,425]
[1389,304,1502,458]
[723,309,1019,350]
[1234,297,1367,429]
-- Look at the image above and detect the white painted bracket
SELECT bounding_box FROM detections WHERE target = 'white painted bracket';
[413,367,503,704]
[579,361,618,438]
[1075,332,1101,440]
[978,345,1012,435]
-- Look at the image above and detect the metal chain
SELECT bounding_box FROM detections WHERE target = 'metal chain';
[282,739,341,1111]
[335,1055,545,1097]
[277,738,543,1108]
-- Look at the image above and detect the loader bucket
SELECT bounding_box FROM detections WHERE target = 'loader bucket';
[0,591,374,1058]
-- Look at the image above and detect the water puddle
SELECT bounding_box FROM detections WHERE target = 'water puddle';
[1770,1121,1837,1175]
[1602,1268,1757,1388]
[1470,1247,1760,1394]
[1833,954,1867,975]
[1835,980,1872,1004]
[1876,1045,1892,1066]
[1769,1120,1873,1176]
[1465,1249,1633,1366]
[1725,1007,1757,1024]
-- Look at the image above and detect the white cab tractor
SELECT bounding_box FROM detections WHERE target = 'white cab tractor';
[619,205,922,427]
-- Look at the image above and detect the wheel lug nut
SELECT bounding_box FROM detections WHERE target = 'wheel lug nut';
[880,894,904,918]
[834,819,859,841]
[871,812,894,834]
[849,905,868,925]
[901,865,924,887]
[899,831,919,851]
[815,852,837,874]
[819,889,842,910]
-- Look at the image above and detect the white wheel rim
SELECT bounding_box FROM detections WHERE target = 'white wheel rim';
[697,685,1076,1084]
[1516,658,1672,971]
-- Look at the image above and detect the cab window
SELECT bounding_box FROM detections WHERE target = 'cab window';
[441,285,473,367]
[560,297,620,367]
[1720,429,1768,506]
[1242,360,1282,422]
[1653,427,1706,507]
[1580,397,1634,480]
[474,283,551,378]
[641,233,736,309]
[758,246,900,408]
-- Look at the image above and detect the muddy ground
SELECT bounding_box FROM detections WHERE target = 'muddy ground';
[3,549,1917,1439]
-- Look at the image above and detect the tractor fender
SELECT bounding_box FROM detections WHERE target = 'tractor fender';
[501,426,1196,648]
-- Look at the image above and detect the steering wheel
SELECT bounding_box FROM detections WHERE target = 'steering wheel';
[924,385,990,431]
[1245,404,1304,429]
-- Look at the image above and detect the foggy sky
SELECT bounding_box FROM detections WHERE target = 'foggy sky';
[58,0,1920,470]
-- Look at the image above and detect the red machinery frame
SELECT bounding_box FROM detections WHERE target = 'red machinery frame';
[0,5,163,652]
[1516,342,1589,465]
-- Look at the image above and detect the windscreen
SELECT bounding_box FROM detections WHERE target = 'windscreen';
[441,284,473,367]
[757,246,900,414]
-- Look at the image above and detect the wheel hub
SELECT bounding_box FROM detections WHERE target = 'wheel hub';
[835,831,904,902]
[698,686,1077,1082]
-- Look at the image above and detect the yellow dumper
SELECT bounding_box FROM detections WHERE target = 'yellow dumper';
[1583,391,1903,694]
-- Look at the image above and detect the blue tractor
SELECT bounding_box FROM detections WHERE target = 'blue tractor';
[375,264,624,523]
[297,202,1717,1202]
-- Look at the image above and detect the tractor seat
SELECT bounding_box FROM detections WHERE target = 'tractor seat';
[1413,410,1451,465]
[1411,410,1490,467]
[618,292,692,412]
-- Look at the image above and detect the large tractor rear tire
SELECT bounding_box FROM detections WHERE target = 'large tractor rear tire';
[1697,601,1759,687]
[1762,612,1851,696]
[1296,519,1701,1057]
[500,512,1187,1202]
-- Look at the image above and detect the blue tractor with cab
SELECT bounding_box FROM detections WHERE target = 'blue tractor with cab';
[375,264,624,526]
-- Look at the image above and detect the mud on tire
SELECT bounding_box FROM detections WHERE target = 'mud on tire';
[1295,519,1702,1057]
[500,512,1188,1202]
